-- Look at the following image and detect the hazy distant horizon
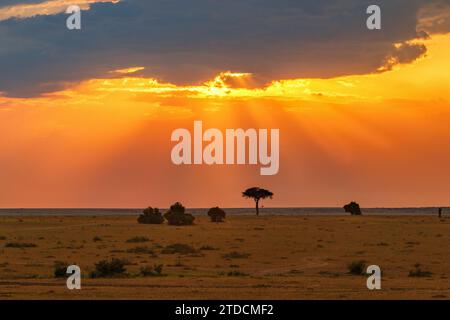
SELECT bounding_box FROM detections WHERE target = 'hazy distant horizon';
[0,206,449,209]
[1,207,448,217]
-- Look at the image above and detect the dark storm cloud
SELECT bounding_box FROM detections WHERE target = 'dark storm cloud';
[0,0,448,97]
[0,0,43,7]
[378,42,428,71]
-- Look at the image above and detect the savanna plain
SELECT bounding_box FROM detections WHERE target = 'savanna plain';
[0,214,449,299]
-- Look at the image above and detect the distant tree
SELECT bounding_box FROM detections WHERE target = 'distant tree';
[164,202,195,225]
[242,187,273,216]
[207,207,226,222]
[137,207,164,224]
[343,202,362,215]
[168,202,185,214]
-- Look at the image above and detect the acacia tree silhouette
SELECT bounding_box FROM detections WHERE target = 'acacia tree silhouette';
[242,187,273,216]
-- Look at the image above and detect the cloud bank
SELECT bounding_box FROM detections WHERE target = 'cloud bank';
[0,0,449,97]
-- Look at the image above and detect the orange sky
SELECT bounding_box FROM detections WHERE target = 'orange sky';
[1,33,449,208]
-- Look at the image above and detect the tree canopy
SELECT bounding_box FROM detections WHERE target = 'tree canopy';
[242,187,273,216]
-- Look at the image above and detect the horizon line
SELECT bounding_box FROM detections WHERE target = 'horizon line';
[0,206,448,210]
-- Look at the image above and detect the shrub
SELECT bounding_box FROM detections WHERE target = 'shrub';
[126,236,150,243]
[126,246,155,255]
[5,242,37,248]
[227,271,248,277]
[347,260,366,275]
[140,264,164,277]
[169,202,185,214]
[343,202,362,215]
[137,207,164,224]
[0,236,6,240]
[164,202,195,226]
[409,264,432,277]
[223,252,250,259]
[93,236,102,242]
[207,207,226,222]
[165,213,195,225]
[54,261,68,278]
[90,258,128,278]
[161,243,197,254]
[200,245,217,251]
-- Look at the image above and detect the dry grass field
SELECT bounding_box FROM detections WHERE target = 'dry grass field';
[0,214,449,299]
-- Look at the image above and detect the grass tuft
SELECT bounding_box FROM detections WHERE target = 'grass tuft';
[140,264,164,277]
[126,246,155,255]
[347,260,366,275]
[223,251,250,259]
[126,236,150,243]
[53,261,68,278]
[161,243,197,254]
[409,264,432,277]
[5,242,37,248]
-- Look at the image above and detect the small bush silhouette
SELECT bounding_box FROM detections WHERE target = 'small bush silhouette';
[343,202,362,215]
[0,236,6,240]
[164,202,195,226]
[227,271,249,277]
[54,261,68,278]
[200,245,217,251]
[90,258,128,278]
[408,264,432,277]
[138,207,164,224]
[93,236,102,242]
[161,243,197,254]
[5,242,37,248]
[126,246,155,255]
[223,251,250,259]
[126,236,150,243]
[207,207,226,222]
[347,260,366,275]
[140,264,164,277]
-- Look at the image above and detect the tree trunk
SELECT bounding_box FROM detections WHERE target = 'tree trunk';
[255,200,259,216]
